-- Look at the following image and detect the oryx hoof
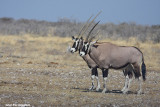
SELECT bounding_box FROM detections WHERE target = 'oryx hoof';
[122,89,129,94]
[89,86,95,91]
[96,87,100,92]
[102,89,107,93]
[121,87,126,92]
[137,90,142,95]
[123,90,128,94]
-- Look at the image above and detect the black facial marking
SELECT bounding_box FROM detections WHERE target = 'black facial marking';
[76,40,79,51]
[72,42,76,48]
[81,44,86,54]
[86,44,89,54]
[71,38,79,52]
[81,42,89,55]
[79,39,83,54]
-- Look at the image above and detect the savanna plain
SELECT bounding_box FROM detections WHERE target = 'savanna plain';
[0,35,160,106]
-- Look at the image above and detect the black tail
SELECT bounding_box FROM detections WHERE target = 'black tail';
[133,46,146,81]
[141,60,146,81]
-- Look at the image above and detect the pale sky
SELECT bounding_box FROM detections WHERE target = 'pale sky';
[0,0,160,25]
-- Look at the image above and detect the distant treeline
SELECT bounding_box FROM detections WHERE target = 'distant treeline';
[0,17,160,43]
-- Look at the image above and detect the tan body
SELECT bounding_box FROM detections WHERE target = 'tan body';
[80,41,146,94]
[81,42,138,93]
[82,50,135,93]
[89,42,142,70]
[82,54,97,68]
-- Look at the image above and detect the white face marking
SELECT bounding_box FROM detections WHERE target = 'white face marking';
[85,43,89,51]
[74,39,79,49]
[75,40,79,47]
[79,52,85,56]
[70,39,79,53]
[79,43,89,56]
[70,48,75,53]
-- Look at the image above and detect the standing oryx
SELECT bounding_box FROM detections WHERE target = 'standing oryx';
[79,30,146,94]
[69,13,136,93]
[70,12,102,91]
[70,36,135,94]
[70,36,100,91]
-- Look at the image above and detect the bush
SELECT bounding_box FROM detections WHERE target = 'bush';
[0,17,160,43]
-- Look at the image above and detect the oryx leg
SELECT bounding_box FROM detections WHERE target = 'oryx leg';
[102,69,108,93]
[123,76,133,94]
[121,75,129,92]
[122,68,133,94]
[137,77,142,94]
[95,69,100,91]
[121,70,128,92]
[89,67,97,90]
[133,63,142,94]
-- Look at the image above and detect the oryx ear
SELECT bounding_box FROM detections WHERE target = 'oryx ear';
[80,36,83,40]
[72,36,75,40]
[90,41,96,46]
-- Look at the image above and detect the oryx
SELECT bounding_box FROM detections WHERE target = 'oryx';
[70,12,102,91]
[69,13,136,93]
[79,30,146,94]
[71,36,136,93]
[71,36,100,91]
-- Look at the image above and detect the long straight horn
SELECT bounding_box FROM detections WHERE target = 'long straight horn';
[77,15,93,37]
[86,21,100,42]
[81,11,102,37]
[89,30,100,42]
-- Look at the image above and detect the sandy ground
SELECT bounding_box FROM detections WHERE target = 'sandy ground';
[0,36,160,106]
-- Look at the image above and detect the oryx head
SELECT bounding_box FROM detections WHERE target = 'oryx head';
[70,36,83,53]
[70,11,102,54]
[80,21,100,56]
[79,41,97,56]
[79,42,89,56]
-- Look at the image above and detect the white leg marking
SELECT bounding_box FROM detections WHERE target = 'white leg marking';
[102,77,107,93]
[138,77,142,94]
[124,77,133,94]
[122,75,129,94]
[96,76,100,91]
[122,75,128,92]
[128,77,133,90]
[89,75,95,90]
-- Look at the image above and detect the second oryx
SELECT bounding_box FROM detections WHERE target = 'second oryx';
[79,29,146,94]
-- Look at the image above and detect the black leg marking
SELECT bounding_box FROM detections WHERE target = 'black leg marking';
[102,69,108,77]
[92,67,98,76]
[102,69,108,93]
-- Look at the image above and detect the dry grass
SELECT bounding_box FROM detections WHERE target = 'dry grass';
[0,35,160,106]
